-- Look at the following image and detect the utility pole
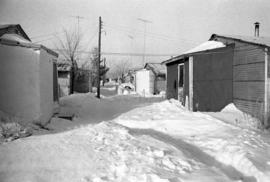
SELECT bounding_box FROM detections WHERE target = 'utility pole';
[97,16,102,98]
[137,18,152,66]
[128,35,134,62]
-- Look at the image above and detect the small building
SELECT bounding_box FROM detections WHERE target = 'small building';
[135,63,166,95]
[144,63,166,94]
[57,61,71,97]
[0,24,59,125]
[163,24,270,125]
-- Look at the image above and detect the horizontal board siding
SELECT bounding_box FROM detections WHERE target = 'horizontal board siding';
[233,82,264,101]
[233,63,264,81]
[214,36,266,121]
[234,47,264,65]
[233,43,265,120]
[234,99,264,120]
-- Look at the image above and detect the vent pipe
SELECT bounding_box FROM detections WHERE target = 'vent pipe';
[254,22,260,37]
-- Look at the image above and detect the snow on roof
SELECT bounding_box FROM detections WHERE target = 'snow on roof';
[1,33,31,43]
[162,41,226,65]
[0,24,31,41]
[183,41,225,54]
[211,34,270,48]
[144,63,166,75]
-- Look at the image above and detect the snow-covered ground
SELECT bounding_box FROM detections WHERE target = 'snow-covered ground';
[48,93,164,133]
[0,94,270,182]
[115,100,270,182]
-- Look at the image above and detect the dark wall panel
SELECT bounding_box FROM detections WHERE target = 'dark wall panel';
[193,46,234,111]
[166,63,178,99]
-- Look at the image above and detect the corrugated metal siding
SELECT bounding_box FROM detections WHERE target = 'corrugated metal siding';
[193,46,233,111]
[216,37,266,118]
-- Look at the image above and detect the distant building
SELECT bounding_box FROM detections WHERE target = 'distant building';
[144,63,166,94]
[163,23,270,125]
[0,24,59,124]
[135,63,166,95]
[57,61,71,97]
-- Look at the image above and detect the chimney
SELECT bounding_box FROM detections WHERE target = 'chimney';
[254,22,260,37]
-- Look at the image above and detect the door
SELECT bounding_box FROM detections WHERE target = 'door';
[178,63,185,104]
[53,61,59,102]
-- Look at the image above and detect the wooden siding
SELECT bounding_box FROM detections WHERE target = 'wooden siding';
[234,99,264,120]
[234,63,264,81]
[192,46,233,111]
[233,82,264,101]
[215,37,266,118]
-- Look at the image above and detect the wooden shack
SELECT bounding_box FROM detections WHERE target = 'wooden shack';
[164,34,270,125]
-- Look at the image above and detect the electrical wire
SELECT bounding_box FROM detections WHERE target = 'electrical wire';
[103,23,199,45]
[30,31,65,40]
[53,46,263,58]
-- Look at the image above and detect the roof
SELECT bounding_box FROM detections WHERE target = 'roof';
[210,34,270,48]
[0,37,58,57]
[0,24,58,57]
[0,24,31,41]
[144,63,166,75]
[162,41,226,65]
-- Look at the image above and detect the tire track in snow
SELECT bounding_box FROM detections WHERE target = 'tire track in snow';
[128,128,257,182]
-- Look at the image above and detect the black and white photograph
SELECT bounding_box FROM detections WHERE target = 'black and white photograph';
[0,0,270,181]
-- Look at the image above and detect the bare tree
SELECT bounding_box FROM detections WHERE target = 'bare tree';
[110,60,132,82]
[56,28,82,94]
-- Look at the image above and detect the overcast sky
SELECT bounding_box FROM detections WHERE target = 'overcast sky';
[1,0,270,69]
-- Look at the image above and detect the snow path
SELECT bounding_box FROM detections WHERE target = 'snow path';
[115,99,270,182]
[46,93,164,133]
[59,93,164,123]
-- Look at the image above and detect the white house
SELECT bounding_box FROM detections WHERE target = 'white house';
[0,24,59,125]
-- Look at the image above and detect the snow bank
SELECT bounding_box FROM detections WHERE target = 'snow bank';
[115,99,270,182]
[0,121,203,182]
[221,103,243,113]
[209,103,262,130]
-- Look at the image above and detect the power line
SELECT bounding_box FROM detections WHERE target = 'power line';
[30,31,64,40]
[33,37,56,43]
[103,23,199,45]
